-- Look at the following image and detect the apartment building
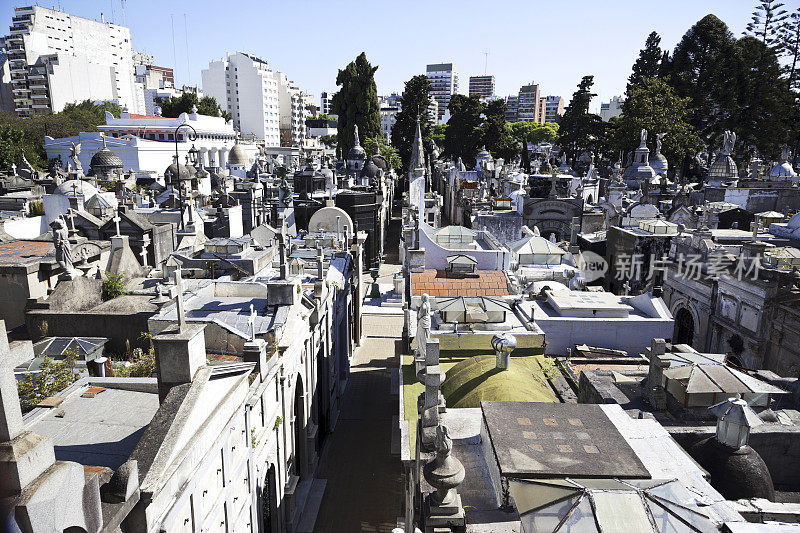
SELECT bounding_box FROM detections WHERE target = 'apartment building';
[600,95,624,122]
[0,5,140,116]
[202,52,282,146]
[468,75,495,98]
[516,82,540,123]
[426,62,458,121]
[543,95,564,123]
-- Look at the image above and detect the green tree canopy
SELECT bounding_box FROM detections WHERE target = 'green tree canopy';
[391,74,434,174]
[0,99,124,170]
[730,35,790,159]
[510,121,559,145]
[331,52,381,159]
[443,94,485,169]
[364,135,401,171]
[557,76,603,162]
[158,93,230,120]
[481,99,518,161]
[613,77,702,175]
[666,15,738,144]
[430,124,447,148]
[628,32,665,93]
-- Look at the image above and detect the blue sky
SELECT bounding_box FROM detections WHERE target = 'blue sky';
[4,1,752,112]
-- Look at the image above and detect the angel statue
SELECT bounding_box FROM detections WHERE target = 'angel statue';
[781,145,791,163]
[655,133,666,155]
[50,216,77,279]
[722,131,736,155]
[640,129,648,147]
[69,142,82,173]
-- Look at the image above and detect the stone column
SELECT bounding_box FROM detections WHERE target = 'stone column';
[646,338,669,410]
[351,242,363,345]
[0,321,57,496]
[419,339,445,451]
[242,338,267,376]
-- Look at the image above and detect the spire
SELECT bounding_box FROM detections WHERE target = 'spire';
[409,116,425,171]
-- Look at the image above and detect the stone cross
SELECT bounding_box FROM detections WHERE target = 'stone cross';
[11,163,17,177]
[139,245,149,267]
[112,215,121,237]
[65,208,77,237]
[174,268,186,331]
[248,303,256,342]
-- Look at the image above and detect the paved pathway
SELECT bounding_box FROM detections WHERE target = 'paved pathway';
[313,230,405,531]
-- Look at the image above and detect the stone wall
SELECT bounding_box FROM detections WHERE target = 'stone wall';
[26,309,153,354]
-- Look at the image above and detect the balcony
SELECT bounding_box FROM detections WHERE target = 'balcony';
[29,82,46,90]
[31,92,48,100]
[9,25,30,35]
[28,72,46,80]
[11,86,29,93]
[7,46,24,53]
[13,96,32,103]
[32,103,50,109]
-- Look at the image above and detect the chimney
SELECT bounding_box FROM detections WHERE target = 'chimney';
[316,243,324,280]
[152,322,207,402]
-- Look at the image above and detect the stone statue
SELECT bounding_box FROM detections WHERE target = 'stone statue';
[248,303,257,342]
[50,216,77,279]
[655,133,665,155]
[416,293,432,360]
[278,168,292,208]
[640,129,648,147]
[422,424,465,510]
[69,142,82,173]
[781,145,791,163]
[722,131,736,155]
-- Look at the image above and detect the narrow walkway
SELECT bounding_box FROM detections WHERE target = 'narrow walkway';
[313,263,404,532]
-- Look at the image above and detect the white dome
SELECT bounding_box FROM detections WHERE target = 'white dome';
[768,161,797,178]
[55,179,99,198]
[787,212,800,230]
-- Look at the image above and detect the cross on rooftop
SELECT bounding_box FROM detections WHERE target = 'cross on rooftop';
[112,214,121,237]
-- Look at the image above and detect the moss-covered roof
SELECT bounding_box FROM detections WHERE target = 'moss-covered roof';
[441,354,558,408]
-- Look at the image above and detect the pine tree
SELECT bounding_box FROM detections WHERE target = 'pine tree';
[627,32,664,93]
[557,76,602,163]
[331,52,381,159]
[481,99,517,161]
[746,1,788,53]
[667,15,739,145]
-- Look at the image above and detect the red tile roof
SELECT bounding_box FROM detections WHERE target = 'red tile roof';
[410,269,509,298]
[0,240,53,265]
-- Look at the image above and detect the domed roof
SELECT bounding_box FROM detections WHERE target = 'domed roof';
[348,143,366,161]
[650,152,668,176]
[371,154,388,171]
[347,124,366,161]
[228,142,250,166]
[476,145,492,162]
[359,158,381,180]
[768,160,797,178]
[709,155,738,180]
[55,179,99,198]
[440,354,557,409]
[689,438,774,501]
[788,212,800,230]
[89,138,123,172]
[164,158,190,182]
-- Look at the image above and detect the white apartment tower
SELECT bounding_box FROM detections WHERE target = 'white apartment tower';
[202,53,307,147]
[0,6,140,117]
[202,52,280,146]
[426,62,458,121]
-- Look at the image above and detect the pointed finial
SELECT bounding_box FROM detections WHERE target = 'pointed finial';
[353,124,360,147]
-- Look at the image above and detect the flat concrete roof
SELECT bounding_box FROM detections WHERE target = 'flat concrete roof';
[481,401,650,479]
[28,382,160,470]
[547,291,633,315]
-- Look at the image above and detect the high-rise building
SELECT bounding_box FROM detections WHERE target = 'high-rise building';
[600,95,624,122]
[516,82,540,123]
[426,62,458,121]
[0,5,140,117]
[543,95,564,123]
[320,91,333,116]
[505,95,518,122]
[202,52,282,146]
[468,75,495,98]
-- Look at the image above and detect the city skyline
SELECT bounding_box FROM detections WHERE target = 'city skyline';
[2,0,751,112]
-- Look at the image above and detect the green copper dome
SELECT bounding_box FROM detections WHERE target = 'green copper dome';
[441,354,558,409]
